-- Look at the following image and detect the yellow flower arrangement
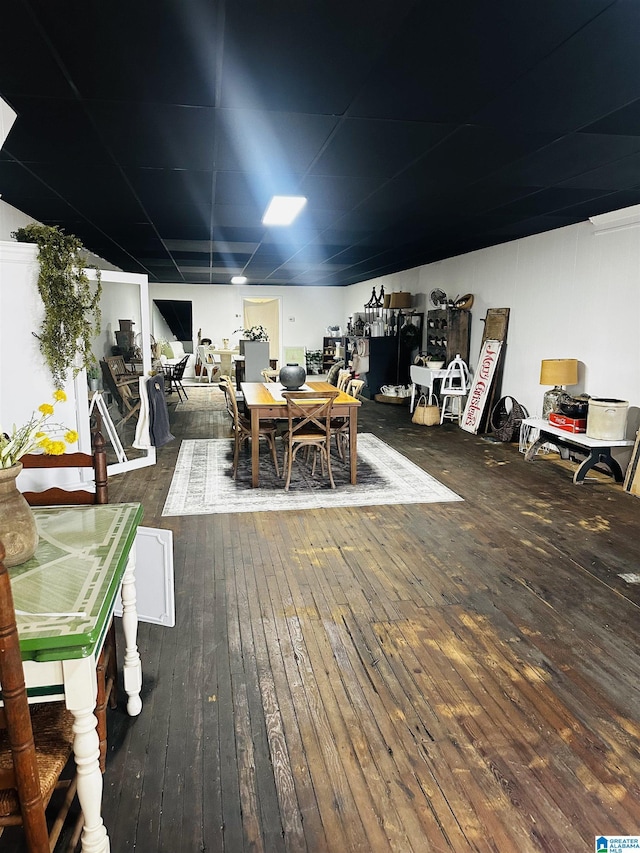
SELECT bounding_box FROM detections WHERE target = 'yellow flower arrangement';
[0,391,79,468]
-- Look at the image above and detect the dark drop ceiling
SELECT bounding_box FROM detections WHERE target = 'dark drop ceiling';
[2,1,640,287]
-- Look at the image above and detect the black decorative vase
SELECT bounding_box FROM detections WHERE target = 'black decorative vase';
[279,363,306,390]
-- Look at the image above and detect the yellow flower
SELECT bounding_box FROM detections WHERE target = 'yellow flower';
[0,392,78,468]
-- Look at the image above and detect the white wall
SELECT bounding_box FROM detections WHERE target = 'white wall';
[149,282,346,374]
[0,240,84,449]
[345,219,640,426]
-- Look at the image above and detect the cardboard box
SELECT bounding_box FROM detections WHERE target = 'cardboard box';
[549,412,587,433]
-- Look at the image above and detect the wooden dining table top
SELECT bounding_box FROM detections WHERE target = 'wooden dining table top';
[241,380,362,408]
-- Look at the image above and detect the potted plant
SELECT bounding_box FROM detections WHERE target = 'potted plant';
[11,223,102,389]
[87,363,101,393]
[235,324,269,342]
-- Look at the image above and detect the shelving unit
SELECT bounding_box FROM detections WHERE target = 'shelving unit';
[322,336,343,372]
[425,308,471,365]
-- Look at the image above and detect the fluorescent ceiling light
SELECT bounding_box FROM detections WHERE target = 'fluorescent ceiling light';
[589,204,640,234]
[231,275,248,284]
[262,195,307,226]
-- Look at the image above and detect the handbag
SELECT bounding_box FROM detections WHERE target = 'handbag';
[412,391,440,426]
[490,395,529,442]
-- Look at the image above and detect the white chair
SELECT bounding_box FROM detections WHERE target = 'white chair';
[439,354,470,424]
[197,344,220,383]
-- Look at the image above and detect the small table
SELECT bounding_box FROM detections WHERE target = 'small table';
[212,347,239,377]
[522,417,634,484]
[11,502,144,853]
[241,381,362,488]
[409,364,447,412]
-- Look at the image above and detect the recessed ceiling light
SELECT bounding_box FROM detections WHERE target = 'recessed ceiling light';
[262,195,307,226]
[231,275,248,284]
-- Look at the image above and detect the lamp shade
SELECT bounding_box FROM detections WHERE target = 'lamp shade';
[389,291,412,309]
[540,358,578,387]
[383,293,392,309]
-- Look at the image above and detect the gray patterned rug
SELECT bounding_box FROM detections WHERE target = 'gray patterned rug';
[162,433,462,515]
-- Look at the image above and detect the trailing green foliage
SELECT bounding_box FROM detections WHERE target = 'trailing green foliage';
[12,224,102,389]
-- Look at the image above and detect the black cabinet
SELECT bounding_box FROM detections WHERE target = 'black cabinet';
[344,313,423,398]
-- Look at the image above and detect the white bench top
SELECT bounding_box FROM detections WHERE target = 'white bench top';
[523,417,634,448]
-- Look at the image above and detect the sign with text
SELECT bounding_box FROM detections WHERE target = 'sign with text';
[461,339,503,434]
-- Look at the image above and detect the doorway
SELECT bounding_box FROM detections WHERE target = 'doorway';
[242,298,281,363]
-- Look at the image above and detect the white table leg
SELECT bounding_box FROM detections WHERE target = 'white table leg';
[63,659,110,853]
[120,548,143,716]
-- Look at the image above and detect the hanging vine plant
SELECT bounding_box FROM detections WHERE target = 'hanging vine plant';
[12,223,102,389]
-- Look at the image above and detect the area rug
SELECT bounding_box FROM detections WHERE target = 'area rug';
[162,433,462,515]
[168,384,227,412]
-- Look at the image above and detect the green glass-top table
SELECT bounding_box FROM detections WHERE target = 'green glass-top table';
[10,503,144,853]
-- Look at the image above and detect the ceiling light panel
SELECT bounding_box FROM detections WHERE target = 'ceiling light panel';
[262,195,307,225]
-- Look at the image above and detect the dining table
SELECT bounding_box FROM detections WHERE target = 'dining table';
[241,381,362,488]
[9,502,144,853]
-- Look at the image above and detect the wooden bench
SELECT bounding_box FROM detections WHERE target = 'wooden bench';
[522,417,634,484]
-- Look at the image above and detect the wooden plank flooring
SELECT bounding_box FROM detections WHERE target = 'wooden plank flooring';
[4,390,639,852]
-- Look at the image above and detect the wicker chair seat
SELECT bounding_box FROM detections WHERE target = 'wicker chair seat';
[0,702,74,817]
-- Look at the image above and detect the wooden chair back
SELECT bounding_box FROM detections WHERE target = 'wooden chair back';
[219,377,240,427]
[282,390,339,440]
[101,358,141,425]
[0,541,77,852]
[282,390,340,491]
[346,379,365,400]
[21,431,108,506]
[336,369,351,392]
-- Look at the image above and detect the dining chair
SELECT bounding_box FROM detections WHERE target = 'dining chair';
[260,368,277,383]
[219,377,280,478]
[331,379,364,460]
[162,354,190,402]
[281,390,339,491]
[336,368,352,392]
[0,541,79,853]
[197,345,220,384]
[439,354,471,424]
[346,378,365,399]
[20,431,116,775]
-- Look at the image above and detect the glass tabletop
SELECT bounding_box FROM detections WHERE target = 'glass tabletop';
[9,503,143,661]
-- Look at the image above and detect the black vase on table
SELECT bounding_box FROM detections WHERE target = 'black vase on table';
[279,363,306,390]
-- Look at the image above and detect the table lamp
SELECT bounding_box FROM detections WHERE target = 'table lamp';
[389,291,412,310]
[540,358,578,418]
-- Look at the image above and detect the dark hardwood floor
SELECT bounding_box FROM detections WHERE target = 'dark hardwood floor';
[7,390,640,852]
